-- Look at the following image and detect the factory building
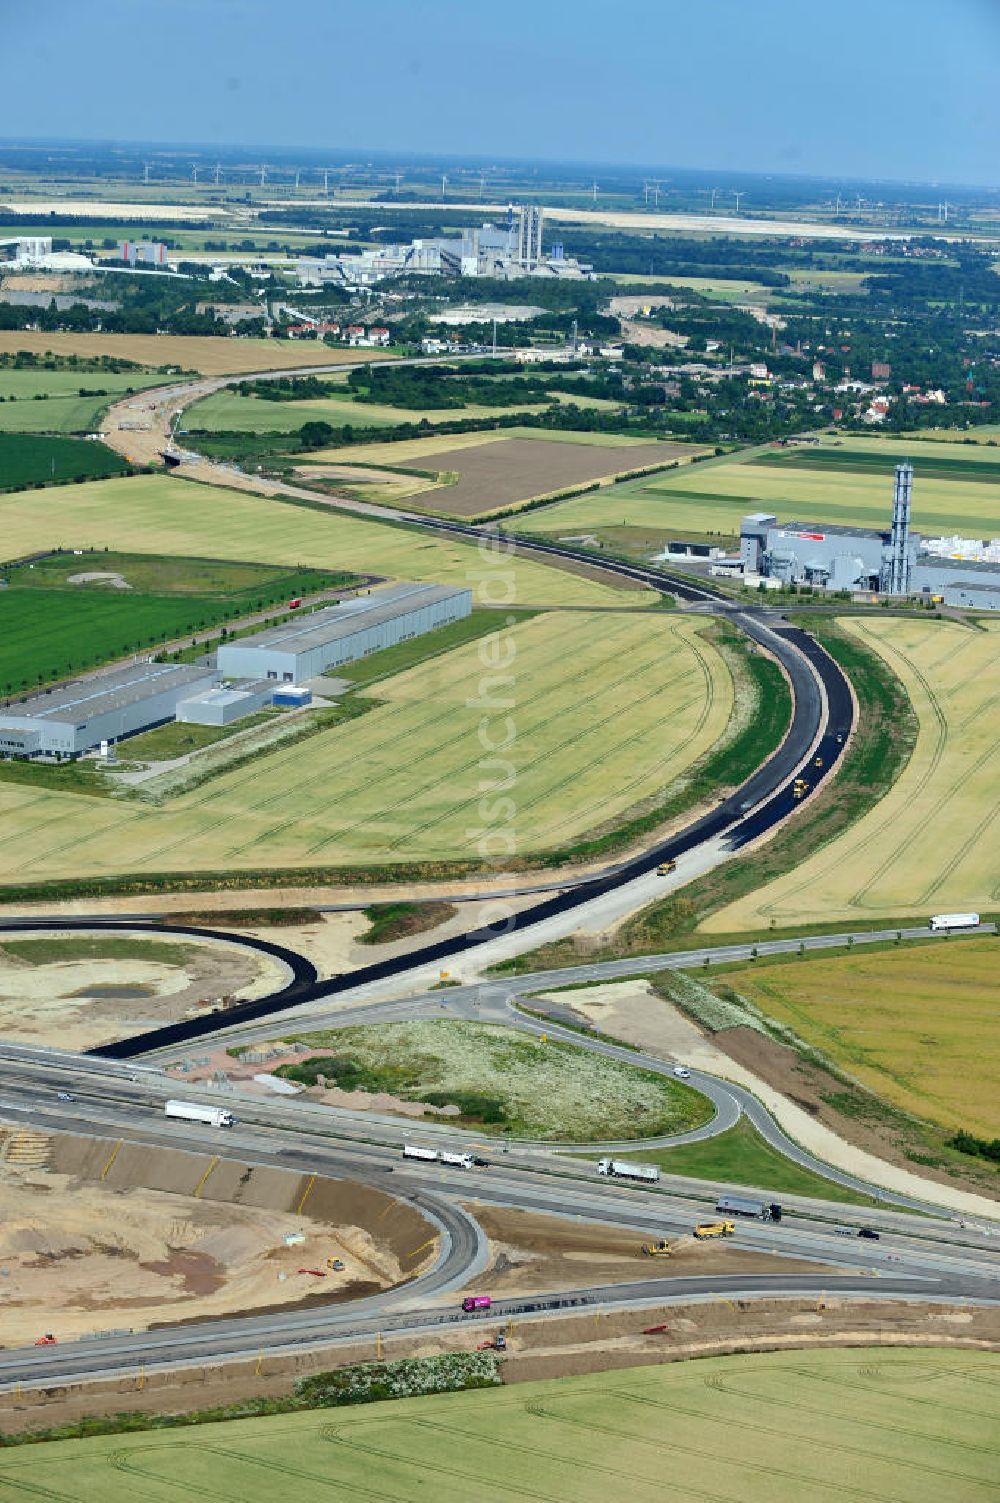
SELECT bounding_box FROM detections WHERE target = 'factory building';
[175,680,274,727]
[118,240,167,266]
[216,583,473,684]
[0,663,216,759]
[740,461,1000,607]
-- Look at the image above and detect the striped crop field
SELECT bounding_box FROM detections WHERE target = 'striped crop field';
[0,474,654,607]
[0,612,731,884]
[518,435,1000,541]
[0,1348,995,1501]
[706,616,1000,932]
[700,940,1000,1136]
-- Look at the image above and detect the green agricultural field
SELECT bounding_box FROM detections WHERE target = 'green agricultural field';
[0,432,130,487]
[183,388,610,435]
[0,367,170,433]
[2,1349,996,1501]
[0,611,731,884]
[0,552,352,694]
[519,436,1000,541]
[707,616,1000,934]
[280,1018,710,1138]
[693,940,1000,1138]
[0,474,655,607]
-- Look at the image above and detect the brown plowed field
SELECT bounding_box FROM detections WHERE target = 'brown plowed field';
[390,436,692,517]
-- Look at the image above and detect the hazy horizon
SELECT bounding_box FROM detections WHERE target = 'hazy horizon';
[3,0,999,189]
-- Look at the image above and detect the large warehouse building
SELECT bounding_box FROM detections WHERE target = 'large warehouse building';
[0,663,217,759]
[740,462,1000,606]
[216,583,473,683]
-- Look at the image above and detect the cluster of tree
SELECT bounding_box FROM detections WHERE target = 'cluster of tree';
[235,374,332,401]
[950,1129,1000,1164]
[346,363,555,410]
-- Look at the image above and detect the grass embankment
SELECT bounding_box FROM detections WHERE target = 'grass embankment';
[0,1353,501,1449]
[277,1020,712,1141]
[0,936,195,967]
[632,1117,877,1207]
[492,617,915,972]
[357,901,457,945]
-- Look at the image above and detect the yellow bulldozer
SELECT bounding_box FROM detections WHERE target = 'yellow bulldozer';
[639,1237,686,1257]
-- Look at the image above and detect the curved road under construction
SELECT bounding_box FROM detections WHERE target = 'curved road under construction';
[2,370,996,1388]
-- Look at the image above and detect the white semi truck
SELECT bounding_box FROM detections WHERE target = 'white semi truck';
[929,913,980,932]
[597,1158,660,1183]
[402,1145,475,1168]
[164,1099,235,1128]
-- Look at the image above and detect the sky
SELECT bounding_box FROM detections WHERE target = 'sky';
[3,0,999,187]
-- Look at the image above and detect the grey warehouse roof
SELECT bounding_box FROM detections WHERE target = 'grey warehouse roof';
[230,583,467,658]
[777,520,890,542]
[1,662,213,725]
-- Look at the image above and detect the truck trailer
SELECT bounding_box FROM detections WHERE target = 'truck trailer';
[164,1100,235,1128]
[402,1145,474,1168]
[929,912,980,932]
[716,1194,782,1221]
[597,1159,660,1183]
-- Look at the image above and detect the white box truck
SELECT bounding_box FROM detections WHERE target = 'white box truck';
[164,1100,235,1128]
[440,1151,474,1169]
[929,912,980,932]
[402,1144,439,1162]
[597,1158,660,1183]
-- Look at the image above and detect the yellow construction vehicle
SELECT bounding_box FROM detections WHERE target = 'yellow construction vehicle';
[693,1220,735,1239]
[656,859,677,876]
[793,778,809,800]
[639,1238,678,1257]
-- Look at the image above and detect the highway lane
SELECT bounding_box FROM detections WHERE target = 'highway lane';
[3,1274,981,1391]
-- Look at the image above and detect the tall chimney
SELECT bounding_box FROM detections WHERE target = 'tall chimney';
[888,461,913,594]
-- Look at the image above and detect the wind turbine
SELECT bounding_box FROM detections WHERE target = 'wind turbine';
[191,163,199,186]
[710,186,721,210]
[651,180,661,208]
[322,168,330,195]
[294,167,301,189]
[142,161,150,185]
[592,179,599,203]
[643,181,650,206]
[733,190,745,213]
[259,163,267,187]
[441,172,448,197]
[214,162,222,187]
[479,170,487,200]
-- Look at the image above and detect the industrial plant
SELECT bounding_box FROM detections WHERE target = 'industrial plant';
[298,204,590,290]
[0,583,472,760]
[739,462,1000,608]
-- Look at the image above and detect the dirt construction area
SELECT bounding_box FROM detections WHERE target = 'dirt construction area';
[463,1204,838,1296]
[0,1126,436,1346]
[376,435,690,516]
[0,934,284,1051]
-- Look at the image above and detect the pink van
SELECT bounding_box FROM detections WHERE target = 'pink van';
[461,1295,492,1313]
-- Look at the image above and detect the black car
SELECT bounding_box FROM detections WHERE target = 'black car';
[857,1227,880,1240]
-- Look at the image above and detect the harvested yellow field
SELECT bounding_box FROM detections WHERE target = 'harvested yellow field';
[706,616,1000,931]
[0,330,391,376]
[709,941,999,1135]
[0,613,732,883]
[0,474,648,607]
